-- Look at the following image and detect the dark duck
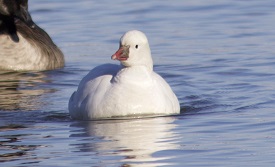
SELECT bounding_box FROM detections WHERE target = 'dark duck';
[0,0,64,71]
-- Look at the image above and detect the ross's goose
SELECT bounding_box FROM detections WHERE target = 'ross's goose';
[0,0,64,71]
[69,30,180,120]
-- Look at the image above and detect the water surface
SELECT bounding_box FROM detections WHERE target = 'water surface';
[1,0,275,166]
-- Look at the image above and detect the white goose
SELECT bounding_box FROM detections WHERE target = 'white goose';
[69,30,180,120]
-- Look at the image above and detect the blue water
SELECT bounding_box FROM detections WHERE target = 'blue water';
[1,0,275,166]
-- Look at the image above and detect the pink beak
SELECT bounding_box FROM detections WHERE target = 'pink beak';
[111,45,129,61]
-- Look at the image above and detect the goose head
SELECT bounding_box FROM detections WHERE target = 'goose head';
[0,0,35,28]
[112,30,153,71]
[0,0,35,42]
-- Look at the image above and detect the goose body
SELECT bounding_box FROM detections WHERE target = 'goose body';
[69,30,180,120]
[0,0,64,71]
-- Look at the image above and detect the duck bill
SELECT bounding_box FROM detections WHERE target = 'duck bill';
[15,2,35,28]
[111,45,130,61]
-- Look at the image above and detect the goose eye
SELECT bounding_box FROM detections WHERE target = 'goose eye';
[135,45,138,49]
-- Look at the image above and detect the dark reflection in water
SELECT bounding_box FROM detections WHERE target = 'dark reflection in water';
[0,71,62,163]
[0,113,71,164]
[0,124,38,163]
[0,71,55,111]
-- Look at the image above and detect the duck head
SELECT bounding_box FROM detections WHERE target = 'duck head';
[112,30,153,70]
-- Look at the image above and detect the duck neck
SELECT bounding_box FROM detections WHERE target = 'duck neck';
[121,63,153,72]
[0,15,19,42]
[114,65,153,84]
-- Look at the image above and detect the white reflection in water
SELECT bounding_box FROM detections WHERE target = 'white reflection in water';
[71,117,179,166]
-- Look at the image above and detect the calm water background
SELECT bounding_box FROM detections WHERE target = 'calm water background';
[1,0,275,166]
